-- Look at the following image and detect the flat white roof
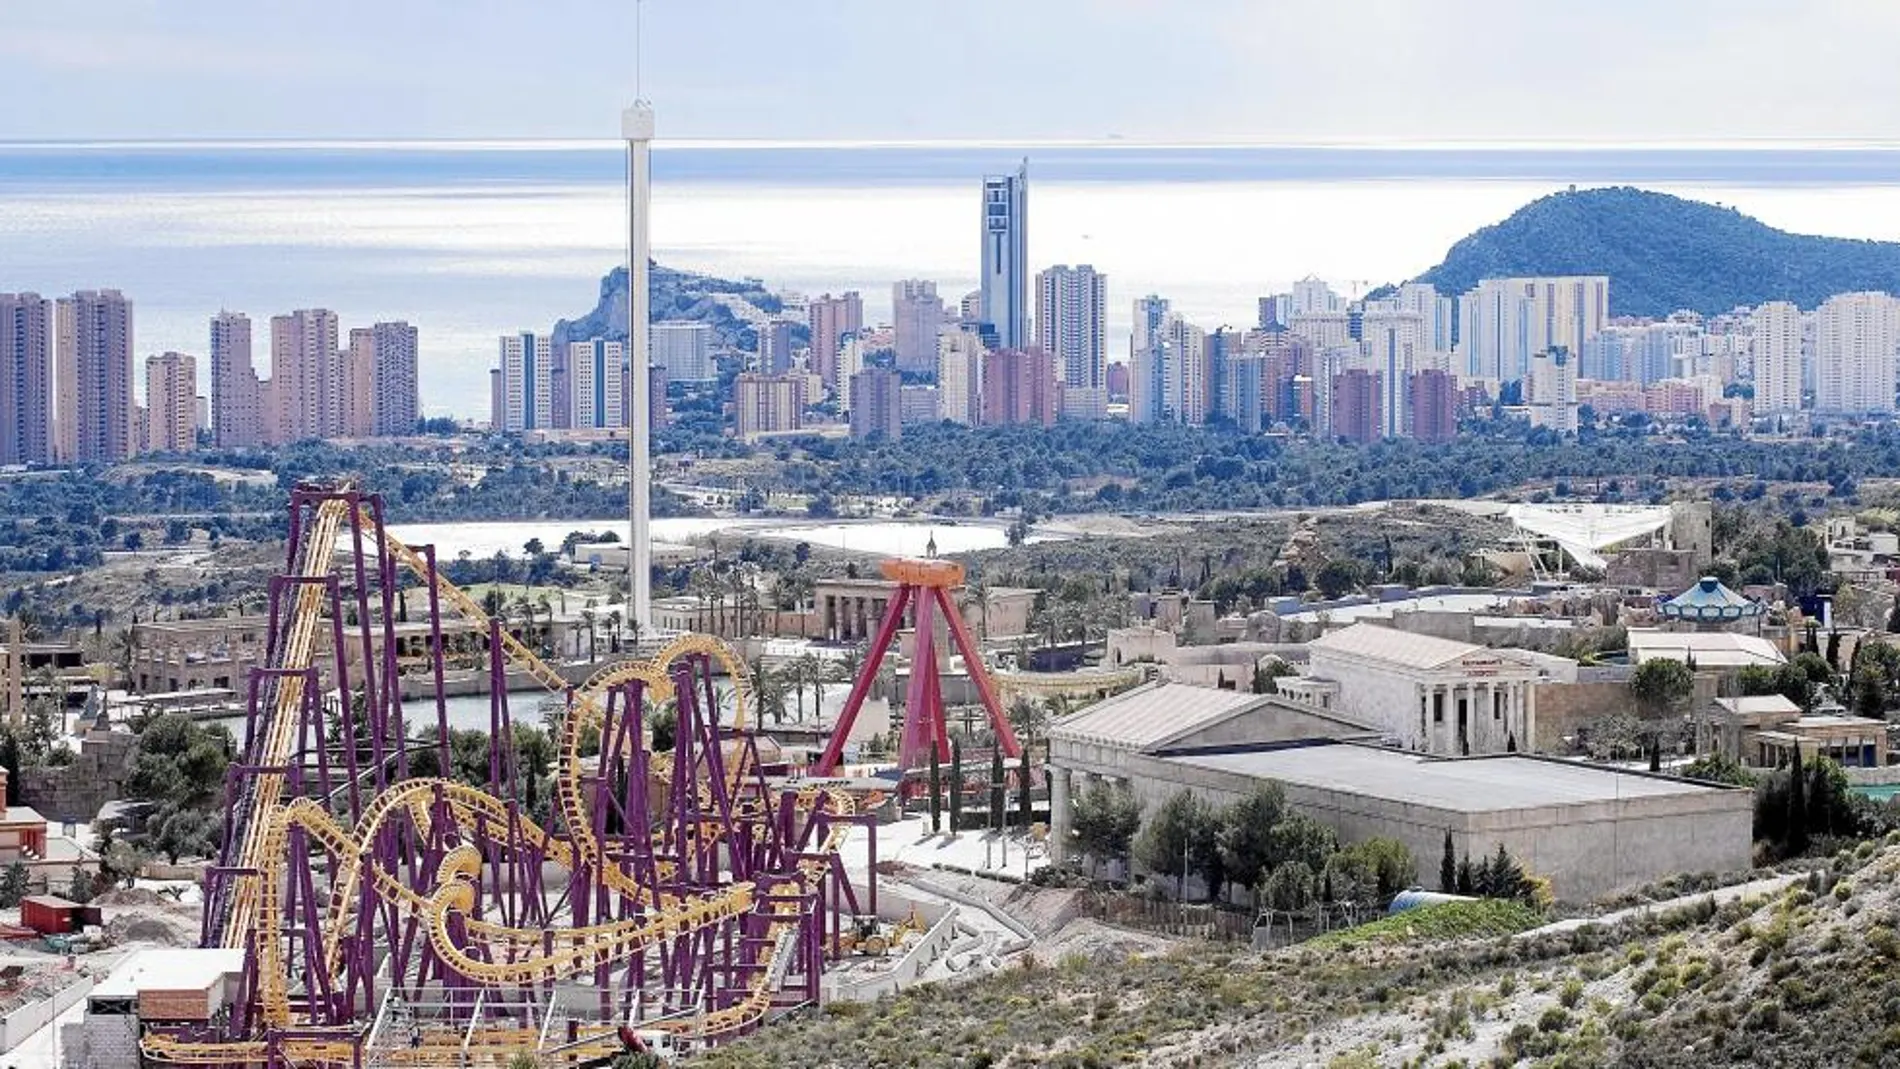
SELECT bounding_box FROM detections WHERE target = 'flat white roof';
[1170,745,1733,813]
[1628,629,1785,668]
[91,948,246,1000]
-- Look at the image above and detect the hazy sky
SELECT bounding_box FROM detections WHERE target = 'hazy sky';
[4,0,1900,142]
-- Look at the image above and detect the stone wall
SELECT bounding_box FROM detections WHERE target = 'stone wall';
[20,732,135,825]
[1533,680,1636,752]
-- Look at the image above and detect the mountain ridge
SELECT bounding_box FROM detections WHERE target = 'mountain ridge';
[1415,186,1900,318]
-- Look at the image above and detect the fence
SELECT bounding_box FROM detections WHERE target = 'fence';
[1076,891,1383,946]
[1076,892,1256,942]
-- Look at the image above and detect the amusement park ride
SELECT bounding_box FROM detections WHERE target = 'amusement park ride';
[142,484,888,1067]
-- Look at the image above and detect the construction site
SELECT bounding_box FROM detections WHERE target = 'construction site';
[55,483,957,1068]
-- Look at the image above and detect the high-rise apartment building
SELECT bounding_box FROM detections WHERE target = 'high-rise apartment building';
[368,321,419,436]
[342,329,377,438]
[0,293,54,464]
[979,348,1058,427]
[807,293,862,390]
[1362,310,1421,439]
[1526,348,1580,433]
[1814,291,1900,413]
[1291,276,1339,315]
[1287,311,1352,352]
[892,280,944,375]
[1035,264,1107,395]
[571,339,627,429]
[494,331,556,432]
[651,320,714,382]
[269,308,340,443]
[1222,354,1268,433]
[1330,369,1381,444]
[759,318,796,374]
[1459,277,1608,383]
[734,372,807,442]
[936,331,984,427]
[958,290,983,326]
[210,312,263,447]
[1164,317,1210,425]
[144,352,197,453]
[979,161,1029,350]
[900,385,940,427]
[848,366,903,441]
[1128,295,1171,425]
[1410,369,1458,444]
[1751,301,1804,415]
[59,290,135,462]
[646,364,668,431]
[1395,282,1455,357]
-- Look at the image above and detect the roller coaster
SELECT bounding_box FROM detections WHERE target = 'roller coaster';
[141,484,876,1067]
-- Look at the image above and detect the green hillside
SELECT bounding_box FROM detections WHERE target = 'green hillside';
[1416,186,1900,318]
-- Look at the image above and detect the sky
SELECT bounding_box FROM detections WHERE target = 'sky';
[5,0,1900,143]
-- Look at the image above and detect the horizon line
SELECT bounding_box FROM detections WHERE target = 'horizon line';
[8,136,1900,153]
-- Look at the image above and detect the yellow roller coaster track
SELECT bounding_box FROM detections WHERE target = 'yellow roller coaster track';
[145,498,859,1066]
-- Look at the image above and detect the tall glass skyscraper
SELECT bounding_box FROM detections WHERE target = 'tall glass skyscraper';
[979,160,1028,350]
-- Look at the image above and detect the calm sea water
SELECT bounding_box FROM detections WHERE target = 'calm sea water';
[6,140,1900,417]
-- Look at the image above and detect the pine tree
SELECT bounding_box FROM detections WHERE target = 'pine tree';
[927,745,942,833]
[1786,752,1809,856]
[1456,854,1475,895]
[1439,830,1457,893]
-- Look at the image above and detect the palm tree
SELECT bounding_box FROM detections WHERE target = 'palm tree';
[580,607,598,663]
[750,658,788,725]
[966,578,992,640]
[535,594,554,655]
[604,609,623,655]
[1007,696,1048,753]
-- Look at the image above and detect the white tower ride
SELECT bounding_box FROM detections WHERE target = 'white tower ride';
[623,101,655,633]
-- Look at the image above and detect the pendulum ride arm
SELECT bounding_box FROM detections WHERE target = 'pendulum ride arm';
[933,584,1021,758]
[813,585,914,775]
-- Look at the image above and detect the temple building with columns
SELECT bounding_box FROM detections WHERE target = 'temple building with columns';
[1283,621,1547,755]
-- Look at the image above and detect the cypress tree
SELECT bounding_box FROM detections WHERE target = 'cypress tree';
[1017,748,1033,828]
[1786,752,1809,856]
[990,745,1006,831]
[1456,854,1475,895]
[949,737,964,833]
[928,745,942,833]
[1439,829,1457,893]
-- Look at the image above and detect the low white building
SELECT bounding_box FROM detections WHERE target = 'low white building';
[1295,622,1546,756]
[1627,629,1785,669]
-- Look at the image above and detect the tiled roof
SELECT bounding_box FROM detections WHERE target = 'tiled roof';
[1048,682,1261,750]
[1308,622,1486,671]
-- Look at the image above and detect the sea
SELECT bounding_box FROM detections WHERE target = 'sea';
[6,139,1900,417]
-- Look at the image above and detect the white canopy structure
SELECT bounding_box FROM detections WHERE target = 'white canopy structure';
[1504,503,1675,571]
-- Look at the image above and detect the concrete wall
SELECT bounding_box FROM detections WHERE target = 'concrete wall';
[0,976,89,1052]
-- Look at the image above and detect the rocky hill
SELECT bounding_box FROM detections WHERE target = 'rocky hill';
[551,263,805,356]
[699,840,1900,1068]
[1415,186,1900,318]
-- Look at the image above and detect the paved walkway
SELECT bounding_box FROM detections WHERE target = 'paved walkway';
[1519,873,1804,939]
